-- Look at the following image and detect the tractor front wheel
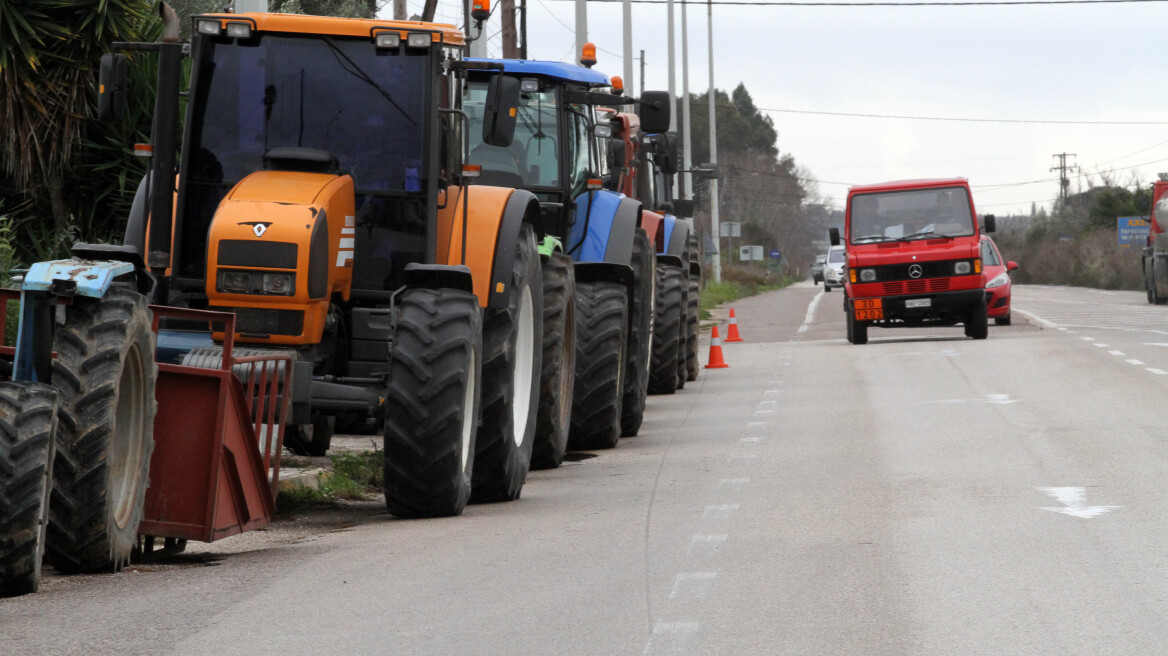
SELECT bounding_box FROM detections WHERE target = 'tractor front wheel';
[531,252,576,470]
[568,281,629,450]
[0,383,57,596]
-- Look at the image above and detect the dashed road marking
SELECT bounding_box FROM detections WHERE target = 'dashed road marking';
[644,621,701,655]
[1109,350,1125,356]
[669,573,717,600]
[702,504,740,519]
[687,534,728,557]
[739,436,763,446]
[727,454,758,464]
[1148,368,1168,375]
[717,477,750,492]
[1081,336,1096,341]
[1127,359,1145,365]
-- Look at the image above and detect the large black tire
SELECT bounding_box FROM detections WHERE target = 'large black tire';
[965,298,989,340]
[847,303,869,345]
[648,264,684,395]
[0,384,57,597]
[995,313,1012,326]
[568,281,628,450]
[531,252,575,470]
[383,288,482,518]
[676,280,688,390]
[472,224,542,503]
[621,228,654,437]
[284,414,334,457]
[46,286,157,573]
[685,277,700,382]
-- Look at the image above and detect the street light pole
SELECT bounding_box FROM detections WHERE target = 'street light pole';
[680,0,692,203]
[623,0,633,90]
[706,0,721,282]
[667,0,677,132]
[575,0,588,60]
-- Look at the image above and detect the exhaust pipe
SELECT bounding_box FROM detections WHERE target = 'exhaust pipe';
[159,2,179,44]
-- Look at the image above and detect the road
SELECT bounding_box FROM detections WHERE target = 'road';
[6,282,1168,655]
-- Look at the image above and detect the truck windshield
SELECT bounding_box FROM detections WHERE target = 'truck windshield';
[466,80,560,188]
[186,34,428,193]
[849,187,974,244]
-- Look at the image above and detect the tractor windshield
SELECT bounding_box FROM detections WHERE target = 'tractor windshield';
[186,34,428,192]
[849,187,975,244]
[465,80,560,188]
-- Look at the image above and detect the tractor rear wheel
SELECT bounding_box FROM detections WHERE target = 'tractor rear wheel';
[383,288,482,518]
[686,277,700,382]
[0,383,57,597]
[621,228,654,437]
[568,281,628,450]
[46,287,156,573]
[472,224,542,503]
[648,264,684,394]
[531,252,575,470]
[676,281,688,391]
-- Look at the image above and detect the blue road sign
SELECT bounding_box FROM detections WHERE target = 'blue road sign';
[1118,216,1149,249]
[769,249,781,259]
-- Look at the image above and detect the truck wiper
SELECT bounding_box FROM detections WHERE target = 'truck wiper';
[852,235,891,244]
[901,230,952,241]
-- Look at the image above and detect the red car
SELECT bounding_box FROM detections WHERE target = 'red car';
[980,235,1018,325]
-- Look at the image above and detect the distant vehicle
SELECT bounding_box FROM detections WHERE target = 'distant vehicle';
[1142,177,1168,304]
[981,235,1018,325]
[822,246,846,291]
[831,178,995,344]
[812,254,827,284]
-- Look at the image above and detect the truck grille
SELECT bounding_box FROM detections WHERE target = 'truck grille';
[882,278,953,295]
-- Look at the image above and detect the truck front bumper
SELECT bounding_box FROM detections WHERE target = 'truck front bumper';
[851,288,987,325]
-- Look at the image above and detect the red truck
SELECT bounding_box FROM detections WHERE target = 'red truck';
[1141,177,1168,304]
[830,178,996,344]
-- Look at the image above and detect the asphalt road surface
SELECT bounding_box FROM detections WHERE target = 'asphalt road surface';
[6,282,1168,655]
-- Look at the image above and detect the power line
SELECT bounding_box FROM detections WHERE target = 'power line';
[756,107,1168,125]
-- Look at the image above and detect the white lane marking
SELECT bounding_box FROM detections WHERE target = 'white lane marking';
[727,454,758,464]
[1037,487,1120,519]
[746,422,768,428]
[763,389,781,395]
[1109,350,1125,356]
[702,504,740,519]
[1148,368,1168,375]
[1093,343,1110,348]
[669,572,717,599]
[739,436,764,446]
[1145,342,1168,347]
[1081,336,1096,342]
[687,534,729,557]
[1127,359,1145,365]
[798,291,825,333]
[927,393,1021,405]
[718,477,750,492]
[757,400,777,407]
[753,410,774,416]
[644,621,701,655]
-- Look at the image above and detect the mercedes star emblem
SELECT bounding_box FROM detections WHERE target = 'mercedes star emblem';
[908,264,923,279]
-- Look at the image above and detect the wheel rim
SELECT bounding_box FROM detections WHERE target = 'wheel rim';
[111,343,146,530]
[461,347,476,473]
[511,285,536,447]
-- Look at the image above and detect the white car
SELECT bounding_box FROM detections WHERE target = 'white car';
[823,245,846,291]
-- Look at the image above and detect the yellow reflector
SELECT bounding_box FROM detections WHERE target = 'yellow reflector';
[496,282,505,293]
[974,258,982,274]
[849,269,856,283]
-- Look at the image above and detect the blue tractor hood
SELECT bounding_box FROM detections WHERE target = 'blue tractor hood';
[466,58,611,87]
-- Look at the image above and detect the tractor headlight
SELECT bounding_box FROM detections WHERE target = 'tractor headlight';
[986,272,1009,289]
[225,22,252,39]
[262,273,295,295]
[859,268,876,282]
[954,261,972,275]
[218,271,252,293]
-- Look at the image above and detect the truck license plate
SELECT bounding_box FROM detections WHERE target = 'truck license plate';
[905,298,931,308]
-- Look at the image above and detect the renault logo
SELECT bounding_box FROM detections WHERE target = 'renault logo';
[908,264,923,279]
[239,221,272,238]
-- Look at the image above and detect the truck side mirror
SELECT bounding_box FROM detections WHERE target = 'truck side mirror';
[983,214,996,233]
[482,75,520,147]
[639,90,671,134]
[829,227,840,246]
[672,199,694,218]
[98,53,129,125]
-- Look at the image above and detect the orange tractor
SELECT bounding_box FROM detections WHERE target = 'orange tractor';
[0,5,545,595]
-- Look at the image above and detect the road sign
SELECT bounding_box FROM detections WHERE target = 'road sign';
[739,245,764,261]
[1117,216,1149,249]
[769,249,781,260]
[720,222,741,238]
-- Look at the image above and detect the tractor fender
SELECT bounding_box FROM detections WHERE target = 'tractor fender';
[487,189,542,309]
[403,263,475,295]
[661,215,689,258]
[568,192,639,265]
[640,210,665,254]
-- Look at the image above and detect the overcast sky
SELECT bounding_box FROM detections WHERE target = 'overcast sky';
[393,0,1168,215]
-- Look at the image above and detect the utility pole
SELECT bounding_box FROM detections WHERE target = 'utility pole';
[501,0,518,57]
[1050,152,1078,204]
[520,0,527,58]
[622,0,633,93]
[667,0,676,132]
[680,0,692,202]
[638,50,646,97]
[575,0,588,61]
[706,0,721,282]
[393,0,407,19]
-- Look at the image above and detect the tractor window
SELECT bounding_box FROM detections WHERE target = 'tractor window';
[465,80,559,188]
[187,34,428,194]
[566,105,592,189]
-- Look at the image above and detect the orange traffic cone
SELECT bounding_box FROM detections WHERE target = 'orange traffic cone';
[725,308,744,342]
[705,325,730,369]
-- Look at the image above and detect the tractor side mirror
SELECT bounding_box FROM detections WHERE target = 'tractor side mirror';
[829,227,841,246]
[639,90,671,134]
[672,199,694,218]
[657,132,680,175]
[482,74,520,147]
[98,53,129,125]
[983,214,996,233]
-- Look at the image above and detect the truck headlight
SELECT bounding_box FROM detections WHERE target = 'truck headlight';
[985,272,1009,289]
[859,269,876,282]
[954,261,972,275]
[262,273,295,295]
[218,271,252,293]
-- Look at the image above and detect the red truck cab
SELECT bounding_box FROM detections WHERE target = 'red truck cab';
[830,178,995,344]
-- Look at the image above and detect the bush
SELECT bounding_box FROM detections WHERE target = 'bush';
[995,228,1141,290]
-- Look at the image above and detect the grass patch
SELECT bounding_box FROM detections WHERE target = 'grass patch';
[276,449,385,507]
[698,269,795,319]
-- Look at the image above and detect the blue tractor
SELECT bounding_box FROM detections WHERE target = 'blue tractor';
[464,60,672,464]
